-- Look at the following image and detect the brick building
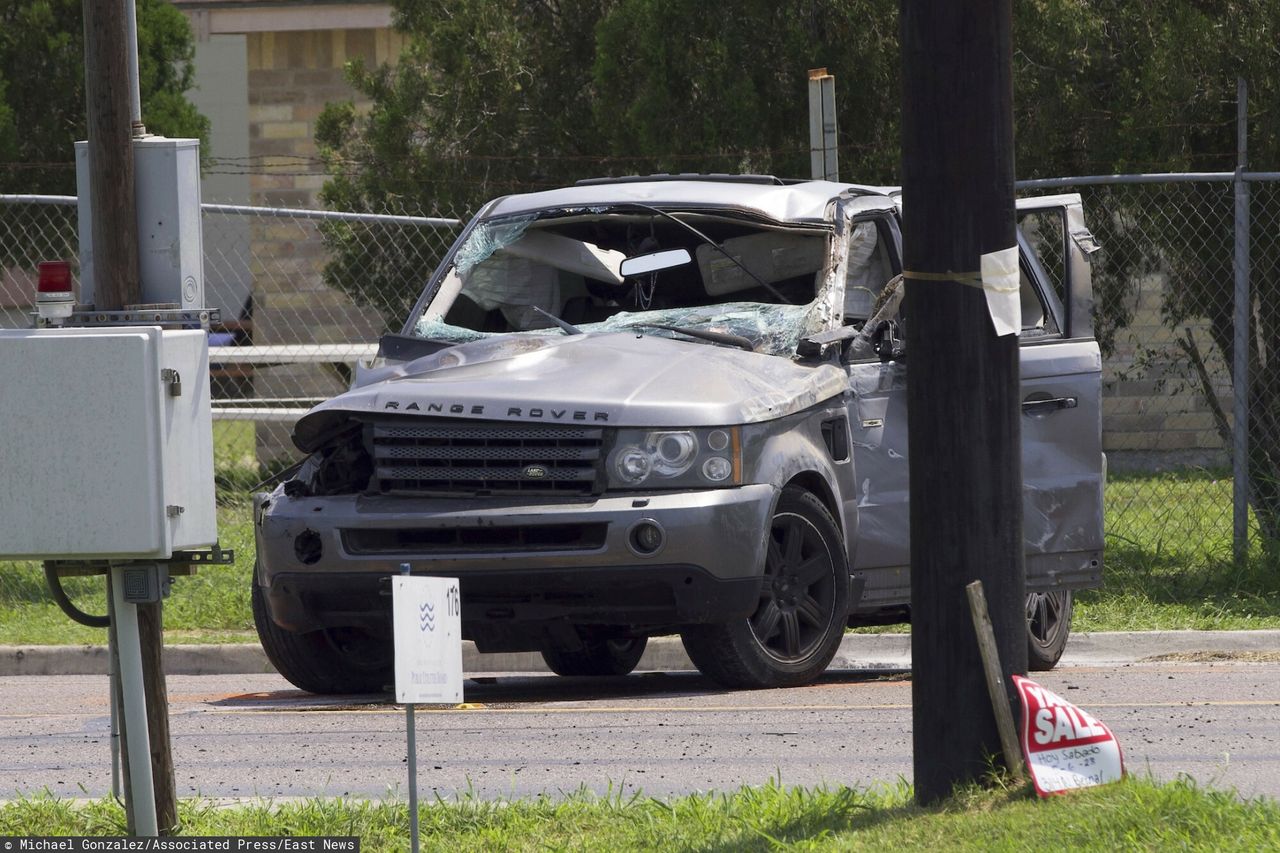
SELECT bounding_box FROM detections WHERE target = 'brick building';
[174,1,406,459]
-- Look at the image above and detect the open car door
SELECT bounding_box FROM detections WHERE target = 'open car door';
[1016,193,1105,594]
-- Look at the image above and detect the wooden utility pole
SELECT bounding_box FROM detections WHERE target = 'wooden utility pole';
[83,0,178,833]
[82,0,138,311]
[138,602,177,832]
[899,0,1026,804]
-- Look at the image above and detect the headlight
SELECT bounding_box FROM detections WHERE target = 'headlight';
[649,431,698,476]
[615,447,653,484]
[701,456,733,482]
[608,427,741,489]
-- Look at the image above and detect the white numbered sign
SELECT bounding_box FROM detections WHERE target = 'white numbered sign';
[392,575,463,704]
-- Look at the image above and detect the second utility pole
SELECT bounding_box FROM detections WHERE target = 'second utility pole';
[899,0,1027,805]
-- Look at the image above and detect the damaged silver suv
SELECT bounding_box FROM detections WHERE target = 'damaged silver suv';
[253,175,1104,693]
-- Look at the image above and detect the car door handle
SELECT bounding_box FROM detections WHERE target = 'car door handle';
[1021,396,1077,415]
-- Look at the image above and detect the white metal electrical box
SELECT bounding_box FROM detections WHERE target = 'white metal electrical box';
[0,327,217,560]
[75,137,205,311]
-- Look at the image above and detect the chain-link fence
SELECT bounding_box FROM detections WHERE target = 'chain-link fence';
[2,179,1275,574]
[198,200,464,480]
[0,195,466,492]
[0,195,80,327]
[1015,175,1279,567]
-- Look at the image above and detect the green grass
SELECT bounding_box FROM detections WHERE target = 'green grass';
[0,504,257,646]
[212,420,257,475]
[1075,469,1280,632]
[212,420,266,494]
[1,777,1277,850]
[3,467,1279,645]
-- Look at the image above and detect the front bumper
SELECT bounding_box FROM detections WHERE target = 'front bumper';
[255,484,777,634]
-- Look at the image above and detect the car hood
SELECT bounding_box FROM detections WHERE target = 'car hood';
[292,332,845,451]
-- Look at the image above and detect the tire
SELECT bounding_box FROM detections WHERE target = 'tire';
[1026,589,1073,671]
[681,487,849,689]
[251,561,393,694]
[541,635,648,677]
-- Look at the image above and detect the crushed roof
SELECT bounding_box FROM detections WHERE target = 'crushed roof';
[482,179,901,224]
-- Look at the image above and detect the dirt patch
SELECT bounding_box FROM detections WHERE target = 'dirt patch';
[1141,650,1280,664]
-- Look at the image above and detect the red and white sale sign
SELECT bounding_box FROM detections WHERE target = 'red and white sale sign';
[1012,675,1124,796]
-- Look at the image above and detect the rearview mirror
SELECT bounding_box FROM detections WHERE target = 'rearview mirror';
[619,248,692,278]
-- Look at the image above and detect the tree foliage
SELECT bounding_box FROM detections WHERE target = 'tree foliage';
[590,1,900,180]
[316,0,902,216]
[316,0,902,326]
[0,0,209,277]
[0,0,209,195]
[317,0,1280,244]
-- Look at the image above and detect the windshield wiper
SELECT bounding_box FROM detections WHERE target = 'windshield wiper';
[531,305,583,335]
[379,332,458,360]
[636,323,755,352]
[615,203,793,305]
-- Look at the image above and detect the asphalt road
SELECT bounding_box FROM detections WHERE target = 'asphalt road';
[3,661,1279,802]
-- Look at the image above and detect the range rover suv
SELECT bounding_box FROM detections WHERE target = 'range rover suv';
[252,175,1104,693]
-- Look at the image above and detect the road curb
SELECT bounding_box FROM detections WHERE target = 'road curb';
[3,630,1279,677]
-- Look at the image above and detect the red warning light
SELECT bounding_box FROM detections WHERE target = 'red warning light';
[37,261,73,294]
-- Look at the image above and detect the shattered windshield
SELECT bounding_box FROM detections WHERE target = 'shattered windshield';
[413,209,833,356]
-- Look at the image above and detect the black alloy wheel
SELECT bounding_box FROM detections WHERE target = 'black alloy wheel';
[750,507,840,663]
[681,487,849,689]
[1026,589,1073,671]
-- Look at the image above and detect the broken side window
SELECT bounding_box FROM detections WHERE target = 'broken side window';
[842,220,896,323]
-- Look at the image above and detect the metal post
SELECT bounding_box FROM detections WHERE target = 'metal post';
[123,0,144,135]
[807,69,838,181]
[401,562,419,853]
[106,577,135,830]
[820,75,838,181]
[808,70,825,180]
[108,600,122,800]
[1233,77,1251,565]
[406,704,419,853]
[110,565,158,837]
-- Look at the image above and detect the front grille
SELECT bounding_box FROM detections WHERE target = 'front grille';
[368,420,605,495]
[342,523,608,555]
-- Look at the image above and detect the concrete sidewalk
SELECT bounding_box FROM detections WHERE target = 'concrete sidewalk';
[3,630,1278,677]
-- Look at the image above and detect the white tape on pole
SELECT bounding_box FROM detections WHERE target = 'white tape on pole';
[980,245,1021,336]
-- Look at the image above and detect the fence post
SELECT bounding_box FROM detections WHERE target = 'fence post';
[1233,78,1251,565]
[808,69,838,182]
